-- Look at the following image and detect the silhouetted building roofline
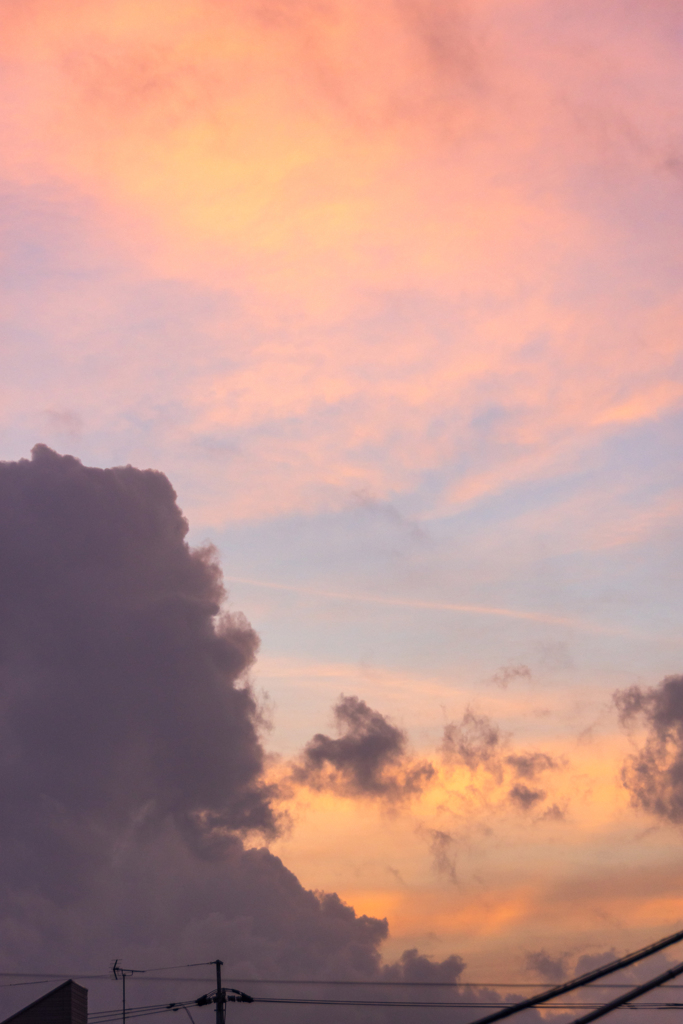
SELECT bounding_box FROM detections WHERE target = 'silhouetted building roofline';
[1,980,87,1024]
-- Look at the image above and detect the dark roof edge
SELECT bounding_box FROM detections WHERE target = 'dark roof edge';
[0,980,87,1024]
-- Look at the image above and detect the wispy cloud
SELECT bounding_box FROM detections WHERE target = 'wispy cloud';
[226,575,630,634]
[1,1,682,529]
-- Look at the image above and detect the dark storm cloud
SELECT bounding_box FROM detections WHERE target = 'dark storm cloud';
[615,674,683,822]
[294,695,434,798]
[0,447,467,1024]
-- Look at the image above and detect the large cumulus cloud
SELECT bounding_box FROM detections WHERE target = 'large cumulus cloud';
[0,444,275,881]
[0,448,468,1024]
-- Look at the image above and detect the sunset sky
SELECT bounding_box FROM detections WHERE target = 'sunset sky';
[2,0,683,1011]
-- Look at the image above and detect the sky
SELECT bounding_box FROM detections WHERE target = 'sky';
[1,1,683,1021]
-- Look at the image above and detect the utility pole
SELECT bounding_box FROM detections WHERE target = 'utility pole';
[214,960,225,1024]
[112,960,144,1024]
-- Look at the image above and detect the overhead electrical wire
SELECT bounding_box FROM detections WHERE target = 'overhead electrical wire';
[87,996,683,1024]
[129,978,683,989]
[464,925,683,1024]
[240,996,683,1010]
[90,1001,202,1021]
[567,961,683,1024]
[118,964,218,974]
[11,928,683,1024]
[7,973,683,989]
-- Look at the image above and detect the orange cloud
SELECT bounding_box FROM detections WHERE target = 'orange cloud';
[266,715,683,972]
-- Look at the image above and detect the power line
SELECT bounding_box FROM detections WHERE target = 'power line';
[251,997,683,1010]
[568,961,683,1024]
[131,965,217,974]
[465,926,683,1024]
[11,928,683,1024]
[8,974,683,989]
[166,979,683,989]
[0,975,111,980]
[90,1002,202,1019]
[0,964,214,985]
[87,998,683,1024]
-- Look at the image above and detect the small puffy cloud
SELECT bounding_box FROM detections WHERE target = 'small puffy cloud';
[525,949,568,982]
[490,664,532,689]
[574,950,618,975]
[509,783,546,810]
[615,674,683,822]
[425,828,457,884]
[380,947,465,983]
[539,803,565,822]
[293,695,434,799]
[441,710,559,788]
[441,709,502,773]
[506,752,558,779]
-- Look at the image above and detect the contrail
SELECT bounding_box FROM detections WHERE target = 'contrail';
[225,576,608,632]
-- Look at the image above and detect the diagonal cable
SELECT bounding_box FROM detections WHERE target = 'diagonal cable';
[568,960,683,1024]
[464,926,683,1024]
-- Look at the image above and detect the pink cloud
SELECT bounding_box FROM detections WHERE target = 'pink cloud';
[1,0,682,524]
